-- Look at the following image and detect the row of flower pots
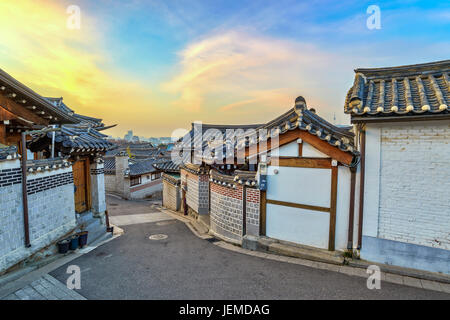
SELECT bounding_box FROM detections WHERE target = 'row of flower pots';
[57,231,88,254]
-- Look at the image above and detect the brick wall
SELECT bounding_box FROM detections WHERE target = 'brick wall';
[378,121,450,250]
[210,183,244,241]
[0,159,76,273]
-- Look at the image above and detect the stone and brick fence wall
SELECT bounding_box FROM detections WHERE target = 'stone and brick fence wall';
[181,165,209,215]
[209,170,260,243]
[0,157,76,273]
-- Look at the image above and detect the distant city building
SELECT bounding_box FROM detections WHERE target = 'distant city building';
[124,130,133,141]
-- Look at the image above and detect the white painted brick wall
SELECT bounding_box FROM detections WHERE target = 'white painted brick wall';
[378,121,450,250]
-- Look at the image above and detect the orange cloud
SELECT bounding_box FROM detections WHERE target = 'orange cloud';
[0,0,172,137]
[164,30,354,124]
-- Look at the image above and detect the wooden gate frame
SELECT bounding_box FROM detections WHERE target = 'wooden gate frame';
[72,157,92,213]
[260,156,338,251]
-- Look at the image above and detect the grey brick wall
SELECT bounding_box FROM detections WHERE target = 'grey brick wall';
[0,160,76,273]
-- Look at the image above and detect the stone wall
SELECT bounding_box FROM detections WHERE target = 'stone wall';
[181,169,209,215]
[0,159,76,273]
[162,179,180,211]
[245,188,260,237]
[210,183,244,242]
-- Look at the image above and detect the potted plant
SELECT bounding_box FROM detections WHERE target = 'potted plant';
[69,234,79,250]
[78,231,89,248]
[57,239,70,254]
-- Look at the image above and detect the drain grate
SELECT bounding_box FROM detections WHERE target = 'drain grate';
[206,237,220,243]
[149,234,168,240]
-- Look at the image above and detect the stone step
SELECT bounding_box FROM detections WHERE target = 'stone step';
[243,236,344,265]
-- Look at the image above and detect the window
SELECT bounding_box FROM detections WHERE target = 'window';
[130,176,141,186]
[151,172,161,180]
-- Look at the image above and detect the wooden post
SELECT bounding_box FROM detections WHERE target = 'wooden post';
[242,186,247,236]
[21,132,31,247]
[260,190,266,236]
[328,162,338,251]
[357,129,366,249]
[0,123,6,144]
[347,167,357,249]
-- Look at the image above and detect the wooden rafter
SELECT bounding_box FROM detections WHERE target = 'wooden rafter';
[0,94,49,126]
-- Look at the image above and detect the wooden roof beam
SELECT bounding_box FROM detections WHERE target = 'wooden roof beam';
[0,94,49,126]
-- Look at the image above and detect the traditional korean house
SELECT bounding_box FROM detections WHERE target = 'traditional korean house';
[177,123,261,226]
[345,60,450,274]
[104,154,165,200]
[0,68,114,274]
[206,96,360,249]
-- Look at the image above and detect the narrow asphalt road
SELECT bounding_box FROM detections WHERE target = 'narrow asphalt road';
[48,196,450,300]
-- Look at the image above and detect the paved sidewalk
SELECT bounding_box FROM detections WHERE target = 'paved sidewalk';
[2,274,85,300]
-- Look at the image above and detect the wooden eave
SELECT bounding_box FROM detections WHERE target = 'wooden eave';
[245,128,354,166]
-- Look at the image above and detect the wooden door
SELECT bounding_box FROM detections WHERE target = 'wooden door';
[73,159,89,213]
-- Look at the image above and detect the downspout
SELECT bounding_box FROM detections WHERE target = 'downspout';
[20,132,31,248]
[357,128,366,249]
[347,166,356,249]
[242,186,247,236]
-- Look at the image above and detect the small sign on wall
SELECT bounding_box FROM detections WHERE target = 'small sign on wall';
[258,162,267,191]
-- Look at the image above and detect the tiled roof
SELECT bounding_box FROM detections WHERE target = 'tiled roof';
[0,69,78,124]
[209,169,258,188]
[344,60,450,119]
[236,96,358,156]
[162,172,180,186]
[104,157,116,174]
[180,163,209,175]
[27,125,116,155]
[0,144,18,161]
[128,158,165,176]
[153,160,180,173]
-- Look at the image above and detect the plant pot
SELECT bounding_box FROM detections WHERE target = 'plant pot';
[69,235,79,250]
[57,239,70,254]
[78,231,88,247]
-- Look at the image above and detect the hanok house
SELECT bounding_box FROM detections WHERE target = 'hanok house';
[216,96,360,250]
[177,123,261,228]
[104,154,164,200]
[0,68,114,274]
[345,60,450,274]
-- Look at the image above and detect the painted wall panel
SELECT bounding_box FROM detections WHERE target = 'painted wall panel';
[266,204,330,249]
[272,141,299,157]
[302,142,329,158]
[267,166,331,207]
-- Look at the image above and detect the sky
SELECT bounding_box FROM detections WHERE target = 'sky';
[0,0,448,138]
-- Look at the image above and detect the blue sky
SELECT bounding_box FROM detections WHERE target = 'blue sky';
[1,0,448,136]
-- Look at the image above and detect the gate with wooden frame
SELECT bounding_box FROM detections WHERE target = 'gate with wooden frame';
[260,156,338,251]
[72,158,91,213]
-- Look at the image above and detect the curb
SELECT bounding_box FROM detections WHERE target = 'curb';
[158,205,450,294]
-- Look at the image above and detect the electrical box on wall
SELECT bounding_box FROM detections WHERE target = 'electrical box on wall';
[258,162,267,191]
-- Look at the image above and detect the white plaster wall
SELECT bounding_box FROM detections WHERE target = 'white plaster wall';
[272,141,299,157]
[266,204,330,249]
[267,166,331,207]
[362,125,381,238]
[302,142,329,158]
[335,166,351,250]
